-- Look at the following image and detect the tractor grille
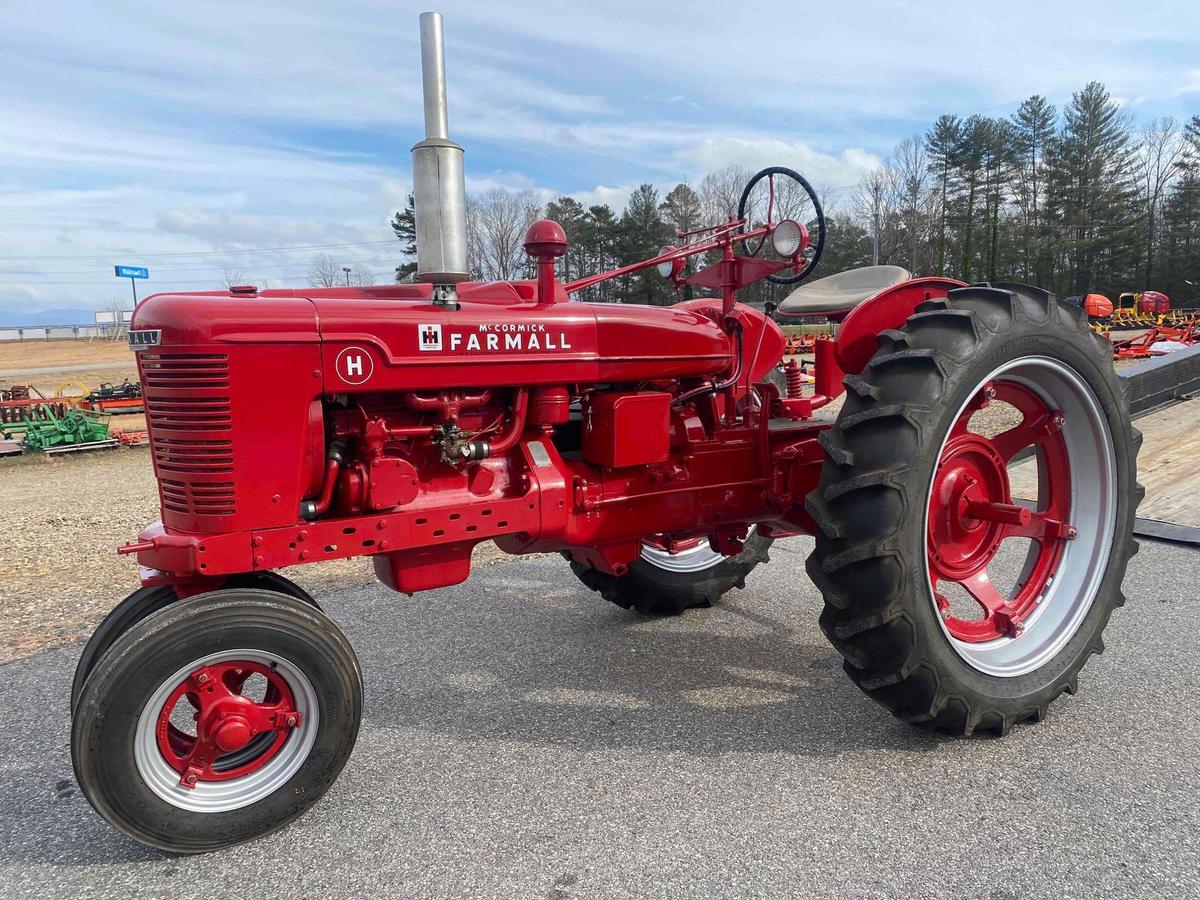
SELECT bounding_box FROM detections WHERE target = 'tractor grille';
[139,353,236,519]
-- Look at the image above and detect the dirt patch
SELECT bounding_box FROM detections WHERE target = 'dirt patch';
[0,338,134,372]
[0,449,159,660]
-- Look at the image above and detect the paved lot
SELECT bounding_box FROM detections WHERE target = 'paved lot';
[1,537,1197,899]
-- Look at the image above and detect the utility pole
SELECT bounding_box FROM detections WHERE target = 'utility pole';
[343,266,352,286]
[872,181,882,267]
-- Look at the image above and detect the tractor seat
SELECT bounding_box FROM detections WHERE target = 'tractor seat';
[779,265,911,317]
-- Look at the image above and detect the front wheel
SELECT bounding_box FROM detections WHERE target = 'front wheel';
[70,571,321,713]
[71,589,362,852]
[807,286,1141,736]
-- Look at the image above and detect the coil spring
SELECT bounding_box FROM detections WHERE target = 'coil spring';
[784,359,804,398]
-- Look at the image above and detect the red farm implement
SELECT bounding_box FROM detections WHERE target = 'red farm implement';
[1111,316,1199,359]
[70,13,1142,853]
[111,427,150,447]
[783,332,820,354]
[0,384,70,437]
[81,378,144,415]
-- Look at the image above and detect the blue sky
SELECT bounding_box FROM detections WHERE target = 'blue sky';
[1,0,1198,316]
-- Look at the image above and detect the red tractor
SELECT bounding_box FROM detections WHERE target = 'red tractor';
[71,14,1141,853]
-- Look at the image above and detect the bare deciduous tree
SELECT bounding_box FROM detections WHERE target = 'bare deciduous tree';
[220,264,246,290]
[1136,117,1183,284]
[307,253,341,288]
[467,189,542,281]
[699,164,750,223]
[894,136,933,273]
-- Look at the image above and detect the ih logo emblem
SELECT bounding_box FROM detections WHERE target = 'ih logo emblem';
[418,323,443,351]
[335,346,374,385]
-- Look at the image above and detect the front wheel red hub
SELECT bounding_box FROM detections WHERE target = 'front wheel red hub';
[136,648,319,812]
[155,660,301,785]
[927,379,1075,643]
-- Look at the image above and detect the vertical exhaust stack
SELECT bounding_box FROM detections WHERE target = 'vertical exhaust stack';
[412,11,469,304]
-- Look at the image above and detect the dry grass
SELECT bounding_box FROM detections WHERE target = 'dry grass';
[0,338,134,371]
[0,339,140,401]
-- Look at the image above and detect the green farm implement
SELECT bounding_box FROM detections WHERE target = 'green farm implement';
[20,406,116,454]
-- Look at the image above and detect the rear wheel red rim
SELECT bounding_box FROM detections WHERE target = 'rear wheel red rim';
[927,380,1076,643]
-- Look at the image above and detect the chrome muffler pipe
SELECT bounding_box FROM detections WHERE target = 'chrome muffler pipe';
[412,11,469,293]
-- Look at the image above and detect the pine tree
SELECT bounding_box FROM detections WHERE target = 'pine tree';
[1046,82,1136,295]
[545,196,590,284]
[956,115,991,282]
[391,194,418,282]
[659,183,702,239]
[579,205,621,302]
[1160,115,1200,301]
[659,183,703,300]
[983,119,1018,282]
[926,114,962,275]
[619,184,672,305]
[1012,96,1056,282]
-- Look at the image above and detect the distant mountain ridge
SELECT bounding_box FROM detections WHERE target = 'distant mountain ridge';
[0,307,103,327]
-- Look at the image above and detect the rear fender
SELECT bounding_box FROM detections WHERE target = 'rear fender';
[834,277,965,375]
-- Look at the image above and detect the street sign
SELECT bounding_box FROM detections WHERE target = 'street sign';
[114,265,149,279]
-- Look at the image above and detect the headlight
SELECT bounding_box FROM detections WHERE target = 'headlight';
[657,246,676,278]
[772,220,804,257]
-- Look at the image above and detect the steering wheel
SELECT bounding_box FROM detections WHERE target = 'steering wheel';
[736,166,826,285]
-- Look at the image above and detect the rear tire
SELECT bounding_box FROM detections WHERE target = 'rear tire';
[569,532,773,615]
[72,589,361,853]
[806,286,1140,736]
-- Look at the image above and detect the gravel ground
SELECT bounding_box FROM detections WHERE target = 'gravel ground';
[0,538,1195,899]
[0,448,504,663]
[0,450,159,660]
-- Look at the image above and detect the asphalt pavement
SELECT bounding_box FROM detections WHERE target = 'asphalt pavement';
[1,537,1197,899]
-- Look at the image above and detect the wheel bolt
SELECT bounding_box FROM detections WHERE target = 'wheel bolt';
[195,672,209,684]
[185,773,197,785]
[285,715,298,728]
[1052,413,1066,431]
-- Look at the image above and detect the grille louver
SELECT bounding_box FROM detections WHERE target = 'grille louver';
[139,353,236,519]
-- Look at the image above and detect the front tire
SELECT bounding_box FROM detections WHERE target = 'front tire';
[71,572,320,712]
[806,286,1141,736]
[72,589,362,853]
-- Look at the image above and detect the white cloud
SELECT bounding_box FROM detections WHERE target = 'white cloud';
[571,184,638,211]
[1174,69,1200,95]
[2,0,1199,314]
[675,139,880,190]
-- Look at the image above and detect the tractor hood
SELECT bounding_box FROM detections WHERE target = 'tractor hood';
[130,283,748,393]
